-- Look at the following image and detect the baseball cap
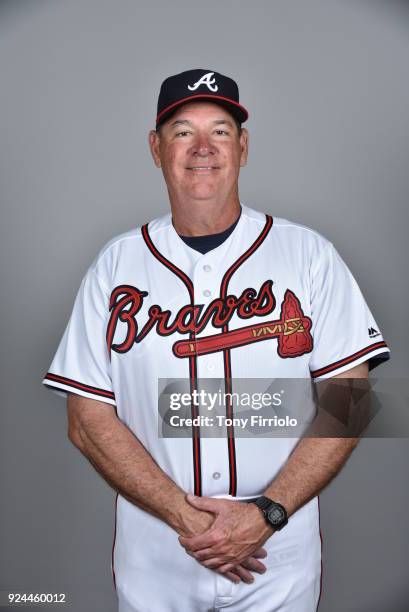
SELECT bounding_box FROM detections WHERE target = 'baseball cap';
[156,69,249,128]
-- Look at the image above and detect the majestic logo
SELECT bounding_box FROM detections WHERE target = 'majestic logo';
[106,280,313,359]
[187,72,218,92]
[368,326,380,338]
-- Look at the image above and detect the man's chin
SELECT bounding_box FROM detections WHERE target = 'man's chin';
[186,190,219,202]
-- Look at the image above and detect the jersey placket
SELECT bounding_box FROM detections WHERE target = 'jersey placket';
[217,214,273,496]
[192,215,274,498]
[193,254,230,497]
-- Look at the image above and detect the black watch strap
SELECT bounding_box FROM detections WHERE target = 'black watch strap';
[254,496,273,513]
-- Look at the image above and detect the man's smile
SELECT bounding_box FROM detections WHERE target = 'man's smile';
[186,166,221,172]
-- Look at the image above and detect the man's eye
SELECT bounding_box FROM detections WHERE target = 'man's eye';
[175,131,190,137]
[215,129,229,135]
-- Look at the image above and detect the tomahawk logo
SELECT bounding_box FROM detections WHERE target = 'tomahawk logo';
[188,72,218,92]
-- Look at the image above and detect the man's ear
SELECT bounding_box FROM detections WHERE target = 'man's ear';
[239,127,249,167]
[148,130,162,168]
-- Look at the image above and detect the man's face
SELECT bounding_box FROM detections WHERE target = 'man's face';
[149,102,248,204]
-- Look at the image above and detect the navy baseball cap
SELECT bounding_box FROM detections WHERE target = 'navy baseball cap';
[156,69,249,128]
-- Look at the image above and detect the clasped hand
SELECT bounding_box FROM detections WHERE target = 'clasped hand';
[179,494,274,583]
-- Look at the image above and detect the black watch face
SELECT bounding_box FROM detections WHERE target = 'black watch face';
[267,505,286,526]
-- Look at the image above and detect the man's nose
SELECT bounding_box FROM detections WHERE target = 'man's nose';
[191,136,216,156]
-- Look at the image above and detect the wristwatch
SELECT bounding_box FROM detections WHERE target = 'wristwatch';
[252,496,288,531]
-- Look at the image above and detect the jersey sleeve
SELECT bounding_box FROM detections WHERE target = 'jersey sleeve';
[42,265,116,405]
[309,243,390,379]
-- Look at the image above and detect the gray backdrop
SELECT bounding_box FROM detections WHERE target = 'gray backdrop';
[1,1,408,611]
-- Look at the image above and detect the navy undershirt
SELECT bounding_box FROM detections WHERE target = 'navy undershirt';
[178,210,241,254]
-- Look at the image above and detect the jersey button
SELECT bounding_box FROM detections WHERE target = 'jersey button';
[212,472,221,480]
[203,289,211,297]
[203,264,212,272]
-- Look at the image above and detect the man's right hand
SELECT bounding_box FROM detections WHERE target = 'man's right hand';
[66,395,267,584]
[223,547,267,584]
[178,503,267,584]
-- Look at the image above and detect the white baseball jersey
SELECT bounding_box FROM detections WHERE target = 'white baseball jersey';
[42,204,389,612]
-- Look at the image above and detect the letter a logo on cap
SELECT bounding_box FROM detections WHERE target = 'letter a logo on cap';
[187,72,218,92]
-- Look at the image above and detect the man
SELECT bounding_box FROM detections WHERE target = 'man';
[42,69,390,611]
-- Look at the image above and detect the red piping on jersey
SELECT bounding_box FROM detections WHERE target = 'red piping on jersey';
[141,223,202,496]
[44,372,116,401]
[316,496,323,611]
[219,214,273,496]
[310,341,388,378]
[111,493,118,591]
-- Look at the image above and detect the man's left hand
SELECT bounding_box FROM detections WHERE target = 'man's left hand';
[178,495,274,573]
